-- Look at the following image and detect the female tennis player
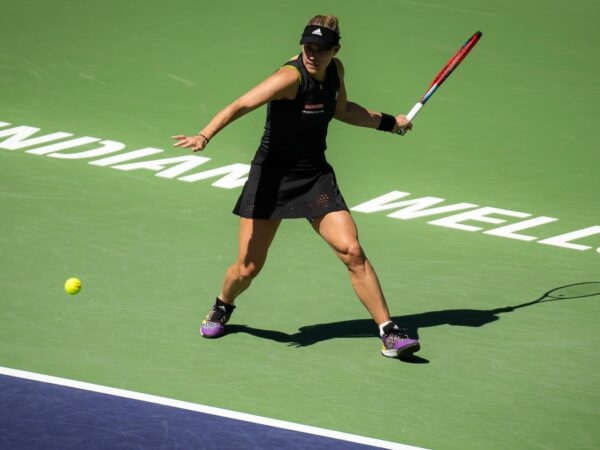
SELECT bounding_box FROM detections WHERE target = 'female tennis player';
[172,14,419,358]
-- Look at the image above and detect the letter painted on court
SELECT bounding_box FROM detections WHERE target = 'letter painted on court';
[351,191,477,218]
[47,140,126,159]
[26,137,101,155]
[89,148,165,166]
[428,207,531,232]
[484,216,559,241]
[111,155,212,179]
[0,125,72,150]
[538,226,600,251]
[179,163,251,189]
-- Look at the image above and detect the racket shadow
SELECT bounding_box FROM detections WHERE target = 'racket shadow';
[225,281,600,353]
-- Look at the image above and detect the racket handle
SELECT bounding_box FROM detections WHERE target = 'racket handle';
[406,102,423,121]
[396,102,423,135]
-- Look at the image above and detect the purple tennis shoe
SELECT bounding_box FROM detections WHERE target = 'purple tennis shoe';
[380,322,420,358]
[200,301,235,338]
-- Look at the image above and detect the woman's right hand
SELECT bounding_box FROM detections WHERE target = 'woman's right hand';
[172,134,209,152]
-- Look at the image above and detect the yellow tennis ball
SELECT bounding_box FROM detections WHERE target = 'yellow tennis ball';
[64,277,82,295]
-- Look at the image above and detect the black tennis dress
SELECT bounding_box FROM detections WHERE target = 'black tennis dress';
[233,56,349,219]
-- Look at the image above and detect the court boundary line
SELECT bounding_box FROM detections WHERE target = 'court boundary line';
[0,366,428,450]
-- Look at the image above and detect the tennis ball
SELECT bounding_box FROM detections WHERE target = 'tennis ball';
[64,277,82,295]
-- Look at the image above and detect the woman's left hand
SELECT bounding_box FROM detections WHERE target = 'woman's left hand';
[394,114,413,135]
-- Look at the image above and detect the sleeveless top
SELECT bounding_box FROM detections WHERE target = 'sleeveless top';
[233,56,348,219]
[252,55,340,170]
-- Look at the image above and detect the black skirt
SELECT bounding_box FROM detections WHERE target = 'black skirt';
[233,162,349,219]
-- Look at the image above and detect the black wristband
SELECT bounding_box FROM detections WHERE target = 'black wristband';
[377,113,396,132]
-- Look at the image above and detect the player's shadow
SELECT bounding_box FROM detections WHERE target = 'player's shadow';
[226,308,507,364]
[226,281,600,362]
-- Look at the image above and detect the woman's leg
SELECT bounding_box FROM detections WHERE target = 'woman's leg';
[201,218,281,338]
[310,210,420,357]
[310,210,391,325]
[219,217,281,304]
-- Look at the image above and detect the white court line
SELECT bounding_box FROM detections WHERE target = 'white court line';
[0,366,428,450]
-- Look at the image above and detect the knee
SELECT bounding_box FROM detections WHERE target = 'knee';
[232,261,262,282]
[339,242,367,270]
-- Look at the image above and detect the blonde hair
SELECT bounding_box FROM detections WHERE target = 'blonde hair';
[307,15,340,36]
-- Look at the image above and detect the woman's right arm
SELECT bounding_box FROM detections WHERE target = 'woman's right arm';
[173,67,300,152]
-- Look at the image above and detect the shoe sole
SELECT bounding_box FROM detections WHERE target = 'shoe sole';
[200,329,225,338]
[381,342,421,358]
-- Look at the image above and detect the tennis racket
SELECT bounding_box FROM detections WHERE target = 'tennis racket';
[397,31,483,135]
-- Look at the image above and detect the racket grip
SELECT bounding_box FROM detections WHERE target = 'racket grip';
[406,102,423,121]
[396,102,423,135]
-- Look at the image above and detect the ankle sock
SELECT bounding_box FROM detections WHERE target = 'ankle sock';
[216,297,235,314]
[379,321,396,337]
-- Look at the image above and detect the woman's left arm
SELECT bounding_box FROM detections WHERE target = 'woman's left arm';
[333,59,412,134]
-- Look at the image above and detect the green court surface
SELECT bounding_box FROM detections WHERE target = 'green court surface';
[1,1,599,449]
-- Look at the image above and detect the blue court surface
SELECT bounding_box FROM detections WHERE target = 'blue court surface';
[0,368,423,450]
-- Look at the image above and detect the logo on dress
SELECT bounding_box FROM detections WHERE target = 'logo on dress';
[302,103,325,115]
